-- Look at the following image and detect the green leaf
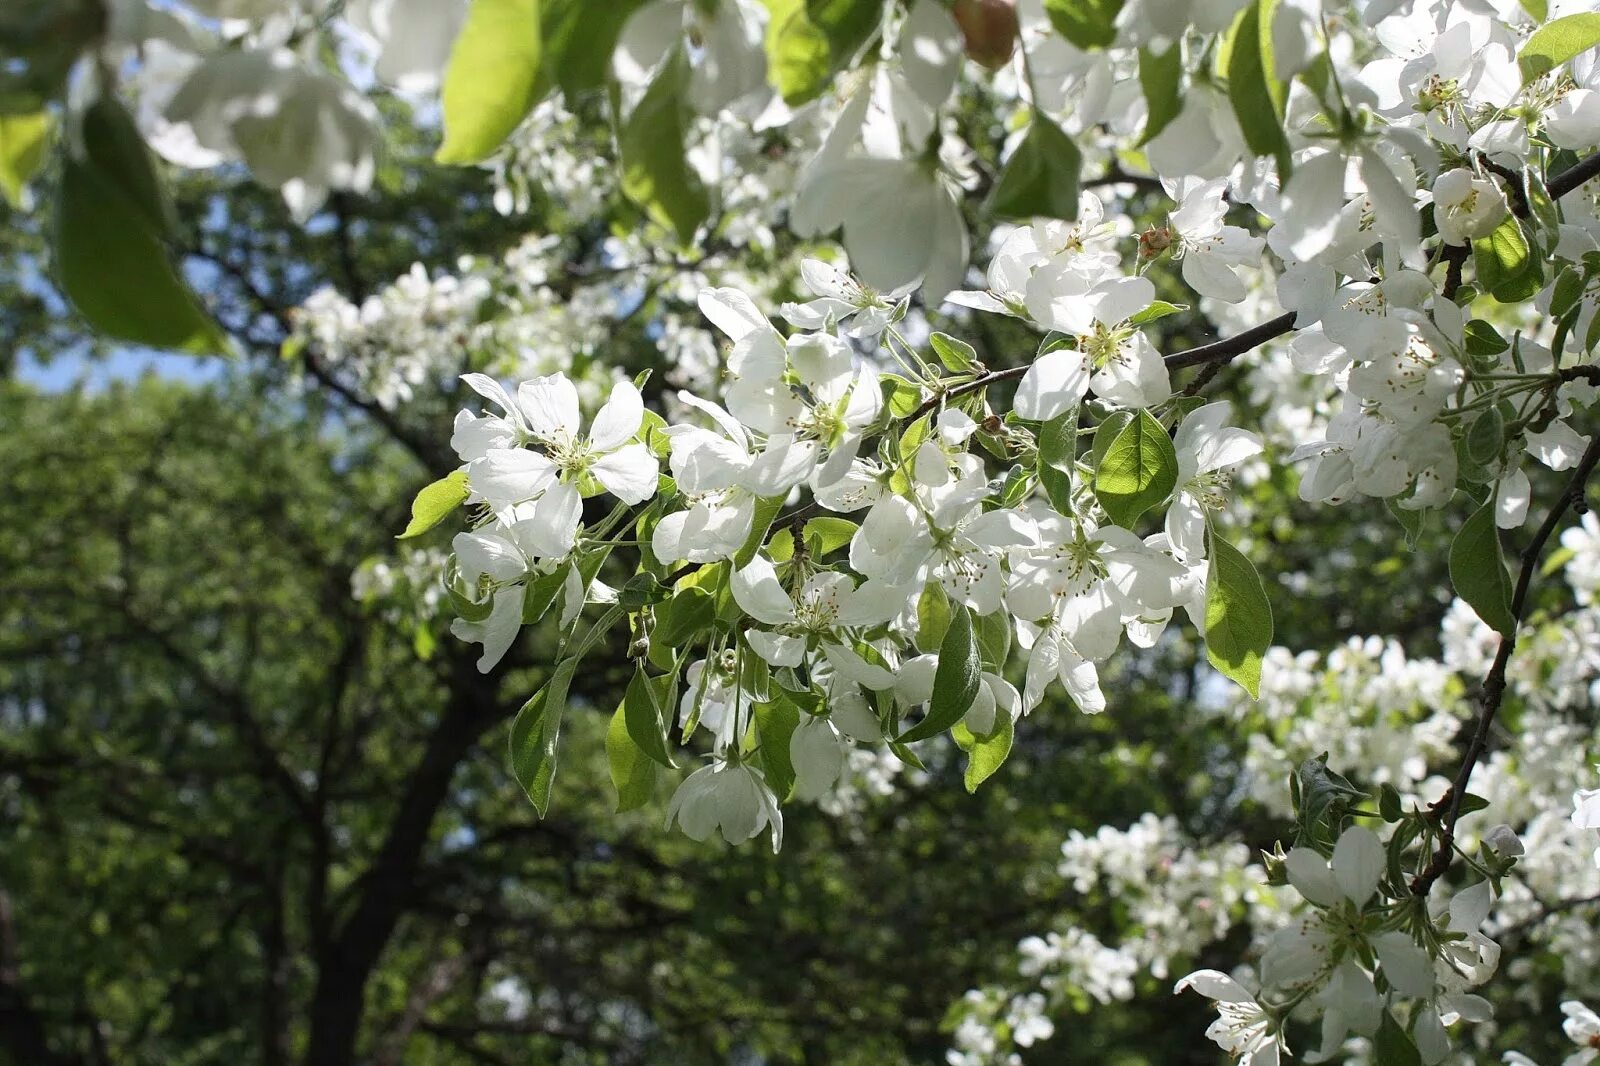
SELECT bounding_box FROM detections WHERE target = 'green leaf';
[1374,1010,1423,1066]
[916,580,952,653]
[435,0,544,164]
[1450,503,1516,639]
[882,373,925,417]
[1092,408,1178,527]
[397,471,471,539]
[734,495,786,567]
[1519,12,1600,83]
[753,694,801,801]
[619,49,710,244]
[1127,300,1188,327]
[930,331,978,373]
[606,702,658,812]
[55,99,226,355]
[899,604,981,742]
[974,608,1012,671]
[1473,216,1540,302]
[1521,0,1547,22]
[508,656,580,816]
[765,0,881,105]
[1042,0,1124,48]
[1223,0,1291,176]
[1136,46,1182,146]
[986,112,1082,222]
[1204,534,1272,699]
[1463,319,1509,356]
[0,109,51,208]
[623,667,679,769]
[652,585,717,648]
[1466,407,1505,466]
[541,0,647,96]
[962,712,1014,792]
[1037,410,1078,514]
[767,517,858,562]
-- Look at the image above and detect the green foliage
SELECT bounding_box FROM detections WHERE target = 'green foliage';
[1519,12,1600,82]
[1450,502,1516,638]
[606,699,660,811]
[623,666,680,769]
[1136,46,1182,146]
[959,713,1014,792]
[765,0,881,105]
[1037,409,1078,513]
[542,0,649,96]
[900,604,981,742]
[1042,0,1124,49]
[1204,533,1272,698]
[1092,408,1178,528]
[985,112,1083,222]
[753,692,801,800]
[1222,0,1291,176]
[0,109,51,207]
[55,98,225,354]
[1474,216,1540,302]
[509,656,581,815]
[619,49,711,244]
[435,0,545,164]
[397,470,471,539]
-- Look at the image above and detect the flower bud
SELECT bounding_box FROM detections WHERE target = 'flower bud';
[1484,823,1524,858]
[952,0,1019,71]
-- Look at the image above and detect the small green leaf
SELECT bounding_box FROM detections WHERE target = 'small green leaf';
[1137,46,1182,146]
[1204,534,1272,699]
[753,694,801,801]
[1521,0,1547,22]
[974,609,1012,672]
[1473,216,1540,302]
[623,667,678,769]
[882,373,925,417]
[930,331,978,373]
[765,0,882,105]
[1374,1010,1422,1066]
[619,49,710,243]
[986,112,1082,222]
[0,109,52,208]
[435,0,544,164]
[1127,300,1188,327]
[652,585,717,647]
[541,0,647,96]
[509,656,580,816]
[1223,0,1290,176]
[606,702,658,812]
[1466,408,1505,466]
[1519,12,1600,83]
[398,471,471,539]
[1093,408,1178,528]
[56,99,226,354]
[916,580,952,653]
[1037,410,1078,514]
[1450,503,1516,638]
[1463,319,1509,356]
[962,712,1014,792]
[899,604,981,742]
[735,496,786,567]
[1042,0,1124,48]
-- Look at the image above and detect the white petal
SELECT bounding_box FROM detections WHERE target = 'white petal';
[591,442,660,504]
[731,557,798,625]
[589,380,645,452]
[1331,826,1383,904]
[517,374,581,441]
[1013,349,1090,421]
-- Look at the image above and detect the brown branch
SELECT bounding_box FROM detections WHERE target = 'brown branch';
[1411,431,1600,896]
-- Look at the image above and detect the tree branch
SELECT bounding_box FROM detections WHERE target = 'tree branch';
[1411,431,1600,896]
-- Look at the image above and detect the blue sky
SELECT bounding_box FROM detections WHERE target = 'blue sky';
[18,346,228,392]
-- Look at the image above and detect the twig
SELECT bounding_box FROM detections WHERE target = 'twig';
[1411,431,1600,896]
